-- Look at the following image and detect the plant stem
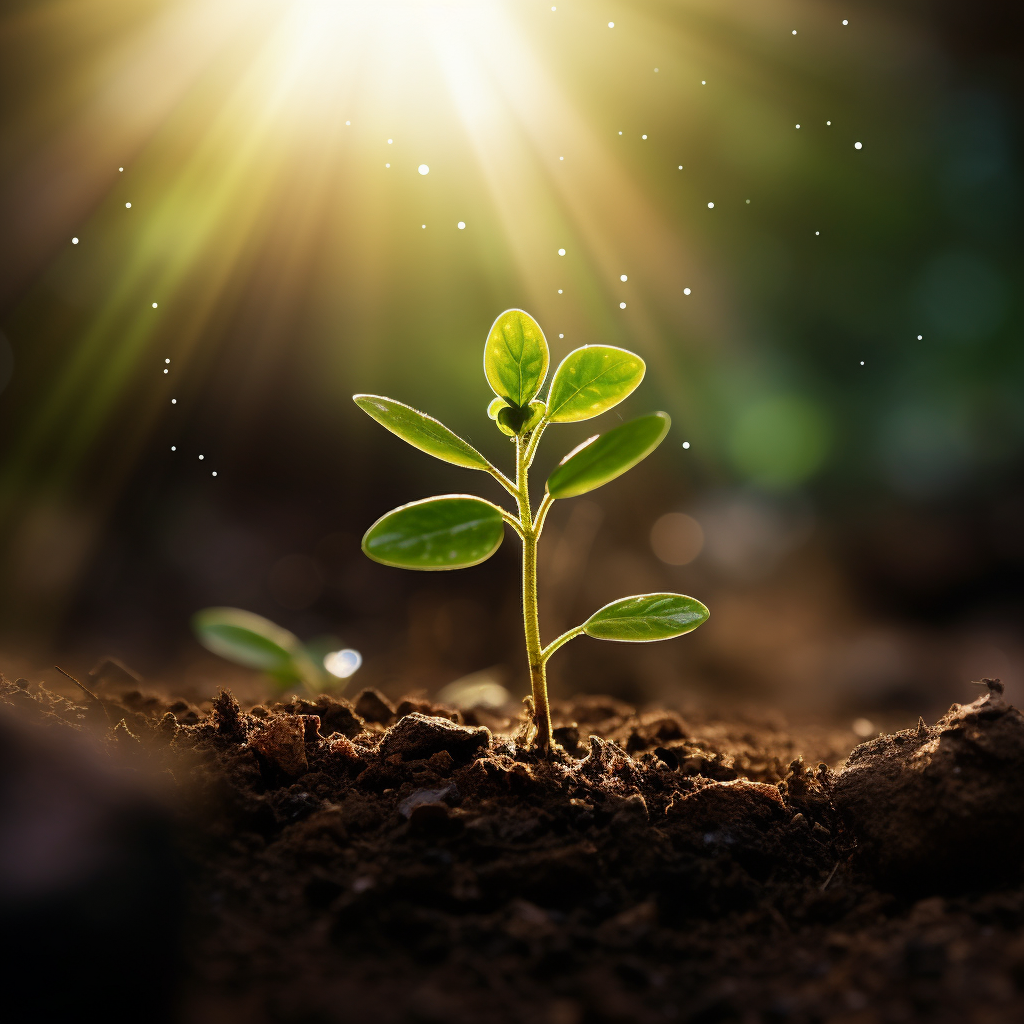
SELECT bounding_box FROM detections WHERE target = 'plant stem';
[515,436,554,754]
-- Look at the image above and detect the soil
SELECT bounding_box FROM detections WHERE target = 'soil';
[3,672,1024,1024]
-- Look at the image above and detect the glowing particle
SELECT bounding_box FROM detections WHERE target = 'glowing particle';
[796,124,801,129]
[707,202,714,208]
[198,454,204,460]
[387,138,393,144]
[860,361,865,366]
[171,446,176,451]
[619,302,626,309]
[815,231,820,236]
[683,287,691,295]
[842,20,849,26]
[792,30,797,35]
[654,68,659,72]
[72,237,79,244]
[642,134,647,140]
[745,199,750,203]
[165,358,170,363]
[171,399,176,404]
[119,167,123,172]
[557,289,563,294]
[618,131,622,136]
[678,165,683,170]
[854,141,862,149]
[421,224,426,229]
[620,274,628,282]
[418,164,429,175]
[557,248,566,255]
[345,120,350,125]
[559,156,564,161]
[212,471,217,477]
[559,333,564,338]
[917,335,923,340]
[125,202,131,208]
[682,441,690,449]
[551,6,556,9]
[152,302,158,308]
[385,162,390,168]
[608,21,614,28]
[163,368,168,374]
[701,80,706,85]
[852,718,874,738]
[826,120,831,125]
[457,221,466,229]
[324,649,362,679]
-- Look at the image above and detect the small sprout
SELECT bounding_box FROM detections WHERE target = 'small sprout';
[353,308,709,755]
[192,607,359,691]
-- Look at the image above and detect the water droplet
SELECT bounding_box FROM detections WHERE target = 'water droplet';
[324,649,362,679]
[418,164,429,175]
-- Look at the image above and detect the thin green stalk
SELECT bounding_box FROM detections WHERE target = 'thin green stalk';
[541,625,584,662]
[515,435,554,754]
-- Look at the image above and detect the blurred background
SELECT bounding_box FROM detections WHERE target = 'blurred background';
[0,0,1021,728]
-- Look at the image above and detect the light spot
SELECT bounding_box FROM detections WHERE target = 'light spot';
[842,20,849,27]
[917,335,923,340]
[683,287,691,295]
[792,30,797,35]
[152,302,158,308]
[165,358,170,363]
[746,199,750,204]
[682,441,690,449]
[198,454,204,460]
[559,155,564,160]
[422,224,426,229]
[796,124,801,129]
[608,21,614,28]
[852,718,874,738]
[551,6,556,9]
[171,399,176,404]
[619,302,626,309]
[707,202,714,208]
[701,80,706,85]
[385,162,390,168]
[557,289,563,294]
[418,164,429,175]
[860,360,865,365]
[458,221,466,229]
[118,167,123,172]
[171,446,176,451]
[654,68,659,72]
[678,165,683,170]
[815,231,820,236]
[826,120,831,125]
[345,120,350,125]
[125,202,131,208]
[387,138,393,144]
[72,237,79,244]
[618,131,622,136]
[559,333,564,338]
[620,274,628,282]
[651,512,704,566]
[642,134,647,140]
[557,248,566,255]
[163,368,168,374]
[212,471,217,477]
[854,141,862,149]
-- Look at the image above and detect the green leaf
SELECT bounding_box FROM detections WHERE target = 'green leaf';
[487,397,509,420]
[484,309,550,407]
[192,607,321,686]
[362,495,506,570]
[582,593,709,642]
[497,399,545,437]
[546,345,646,422]
[354,394,490,471]
[547,412,671,499]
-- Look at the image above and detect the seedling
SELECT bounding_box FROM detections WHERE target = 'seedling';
[192,607,362,691]
[355,308,709,755]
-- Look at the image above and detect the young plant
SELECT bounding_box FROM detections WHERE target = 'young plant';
[355,309,709,755]
[192,607,362,691]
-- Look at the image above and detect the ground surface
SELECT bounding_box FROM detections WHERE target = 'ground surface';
[3,671,1024,1024]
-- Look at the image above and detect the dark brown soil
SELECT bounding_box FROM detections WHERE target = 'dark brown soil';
[3,673,1024,1024]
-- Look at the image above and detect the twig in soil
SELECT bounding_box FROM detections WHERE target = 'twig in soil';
[820,861,840,892]
[54,665,113,722]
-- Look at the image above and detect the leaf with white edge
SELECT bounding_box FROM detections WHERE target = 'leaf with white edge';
[484,309,550,407]
[547,412,670,498]
[354,395,490,471]
[497,400,545,437]
[546,345,645,422]
[487,397,509,420]
[192,607,321,686]
[362,495,505,570]
[582,593,709,642]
